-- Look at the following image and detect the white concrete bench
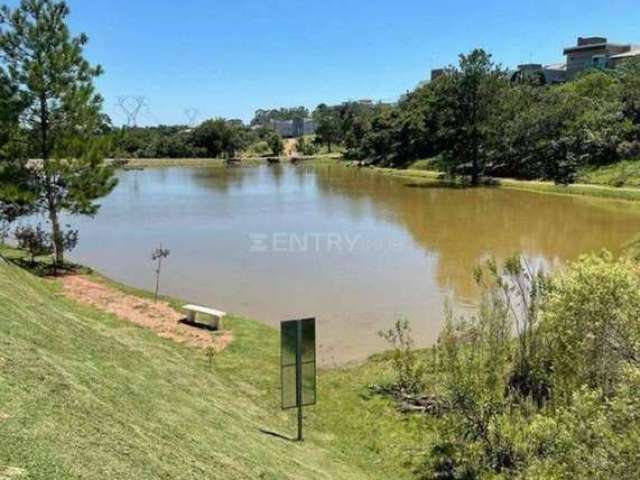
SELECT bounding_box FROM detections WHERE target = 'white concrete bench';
[182,304,226,330]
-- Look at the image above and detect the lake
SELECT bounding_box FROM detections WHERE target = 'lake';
[66,164,640,365]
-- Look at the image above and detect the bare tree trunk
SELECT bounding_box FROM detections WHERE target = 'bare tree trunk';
[40,93,64,269]
[154,256,162,302]
[48,198,63,267]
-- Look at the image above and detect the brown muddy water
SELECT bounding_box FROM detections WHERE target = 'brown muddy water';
[65,164,640,365]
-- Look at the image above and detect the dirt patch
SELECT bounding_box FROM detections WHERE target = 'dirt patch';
[0,467,27,479]
[59,276,232,351]
[284,138,297,157]
[0,413,9,422]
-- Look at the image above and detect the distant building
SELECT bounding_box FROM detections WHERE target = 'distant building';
[428,36,639,88]
[610,48,640,68]
[563,37,636,78]
[542,63,568,84]
[302,119,317,136]
[267,119,316,138]
[514,63,567,84]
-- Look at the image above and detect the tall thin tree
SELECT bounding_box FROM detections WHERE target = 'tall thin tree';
[0,0,117,267]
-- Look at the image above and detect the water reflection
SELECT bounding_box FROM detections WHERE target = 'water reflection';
[67,164,640,365]
[311,166,640,302]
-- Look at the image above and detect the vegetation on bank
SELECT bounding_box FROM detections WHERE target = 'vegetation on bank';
[0,246,427,480]
[3,245,640,479]
[375,253,640,479]
[579,159,640,187]
[287,51,640,187]
[367,163,640,202]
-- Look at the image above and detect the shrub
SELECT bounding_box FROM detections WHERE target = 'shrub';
[268,132,284,157]
[417,253,640,479]
[379,319,425,395]
[540,252,640,402]
[14,223,78,266]
[296,136,318,156]
[14,224,54,264]
[245,140,271,157]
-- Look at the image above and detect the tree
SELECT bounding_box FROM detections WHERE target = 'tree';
[0,0,117,267]
[191,118,246,158]
[360,106,400,164]
[251,106,309,126]
[434,49,507,185]
[268,131,284,156]
[0,63,31,237]
[313,104,342,152]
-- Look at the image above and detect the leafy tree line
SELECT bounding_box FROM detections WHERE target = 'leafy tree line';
[336,49,640,185]
[106,121,285,159]
[250,106,309,126]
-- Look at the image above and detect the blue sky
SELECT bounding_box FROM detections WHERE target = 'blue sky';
[35,0,640,125]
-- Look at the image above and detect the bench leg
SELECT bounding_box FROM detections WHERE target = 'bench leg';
[210,316,220,331]
[187,311,196,323]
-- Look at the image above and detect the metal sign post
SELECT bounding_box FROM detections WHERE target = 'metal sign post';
[281,318,316,442]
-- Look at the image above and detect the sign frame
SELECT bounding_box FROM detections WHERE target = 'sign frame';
[280,317,316,441]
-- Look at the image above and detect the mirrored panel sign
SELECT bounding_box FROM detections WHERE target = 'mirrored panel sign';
[281,318,316,410]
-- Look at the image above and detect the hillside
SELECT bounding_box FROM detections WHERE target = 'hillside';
[0,257,426,479]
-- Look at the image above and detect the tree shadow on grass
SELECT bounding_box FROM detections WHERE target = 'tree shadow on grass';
[403,176,501,190]
[0,247,91,278]
[403,181,466,190]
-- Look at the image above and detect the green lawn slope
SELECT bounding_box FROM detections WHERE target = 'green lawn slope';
[0,257,427,479]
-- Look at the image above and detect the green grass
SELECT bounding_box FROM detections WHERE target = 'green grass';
[0,250,427,479]
[364,163,640,202]
[120,158,262,168]
[578,159,640,188]
[406,158,442,171]
[119,153,345,169]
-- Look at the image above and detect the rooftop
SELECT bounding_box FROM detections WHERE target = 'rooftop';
[563,36,630,55]
[610,48,640,60]
[563,43,629,54]
[544,63,567,71]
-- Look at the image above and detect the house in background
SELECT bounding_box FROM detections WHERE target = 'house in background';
[430,36,639,86]
[515,63,567,84]
[563,37,640,78]
[610,47,640,68]
[268,118,316,138]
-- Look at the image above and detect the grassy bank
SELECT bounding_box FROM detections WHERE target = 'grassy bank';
[578,159,640,188]
[0,250,428,479]
[120,153,344,169]
[368,163,640,202]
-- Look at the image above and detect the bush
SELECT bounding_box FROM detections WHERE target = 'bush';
[415,253,640,479]
[245,140,271,157]
[540,252,640,401]
[14,223,78,266]
[296,136,318,156]
[378,319,425,395]
[14,224,54,264]
[268,132,284,156]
